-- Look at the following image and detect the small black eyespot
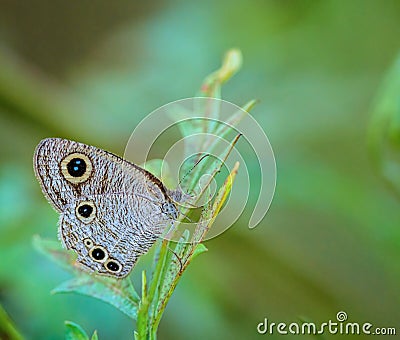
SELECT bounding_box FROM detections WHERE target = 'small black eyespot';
[78,204,93,218]
[67,158,87,177]
[106,261,120,272]
[91,247,106,261]
[84,239,93,247]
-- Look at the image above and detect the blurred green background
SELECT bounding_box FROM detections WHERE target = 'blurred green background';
[1,0,400,339]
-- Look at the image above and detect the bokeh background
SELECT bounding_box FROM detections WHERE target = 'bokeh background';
[1,1,400,339]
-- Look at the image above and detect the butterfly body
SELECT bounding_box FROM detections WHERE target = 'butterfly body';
[34,138,178,278]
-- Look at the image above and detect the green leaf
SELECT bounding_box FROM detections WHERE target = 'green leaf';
[211,99,257,142]
[53,276,139,320]
[65,321,89,340]
[192,243,208,260]
[33,235,76,271]
[90,331,99,340]
[136,271,150,340]
[34,235,140,319]
[200,48,242,97]
[211,161,239,219]
[172,229,190,260]
[148,240,169,304]
[241,99,258,113]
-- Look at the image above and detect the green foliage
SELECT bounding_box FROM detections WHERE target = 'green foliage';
[33,235,140,320]
[65,321,97,340]
[33,49,250,339]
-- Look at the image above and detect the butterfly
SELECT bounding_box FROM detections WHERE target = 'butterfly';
[34,138,183,278]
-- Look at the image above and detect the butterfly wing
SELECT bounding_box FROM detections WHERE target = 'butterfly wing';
[34,138,176,277]
[34,138,169,211]
[59,191,169,277]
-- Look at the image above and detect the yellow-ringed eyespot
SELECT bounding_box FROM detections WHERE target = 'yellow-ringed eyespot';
[89,245,108,263]
[83,238,94,248]
[75,201,96,224]
[105,259,122,274]
[60,152,93,184]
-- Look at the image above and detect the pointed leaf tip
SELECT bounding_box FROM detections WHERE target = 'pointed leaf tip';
[65,321,89,340]
[192,243,208,259]
[90,331,99,340]
[218,48,243,83]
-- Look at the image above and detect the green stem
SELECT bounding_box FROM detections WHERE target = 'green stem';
[136,271,149,340]
[0,303,24,340]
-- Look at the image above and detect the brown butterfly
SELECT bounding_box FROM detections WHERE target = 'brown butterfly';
[34,138,183,278]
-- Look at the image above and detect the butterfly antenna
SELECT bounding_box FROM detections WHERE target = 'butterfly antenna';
[178,153,211,188]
